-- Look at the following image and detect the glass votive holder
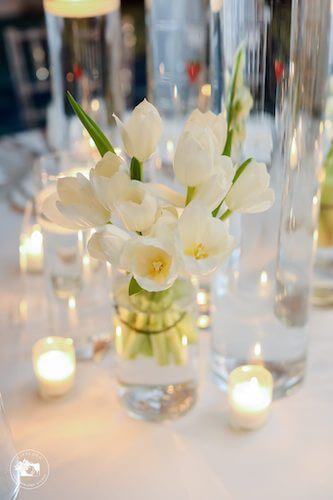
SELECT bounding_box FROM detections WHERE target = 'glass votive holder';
[19,199,44,275]
[32,337,76,399]
[227,365,273,430]
[19,223,44,274]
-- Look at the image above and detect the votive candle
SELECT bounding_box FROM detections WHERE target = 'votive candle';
[19,224,44,274]
[33,337,76,399]
[228,365,273,430]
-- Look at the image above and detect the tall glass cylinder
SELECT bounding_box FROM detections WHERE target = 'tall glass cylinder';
[0,395,19,499]
[35,152,112,360]
[275,1,330,325]
[211,0,330,398]
[145,0,209,172]
[313,6,333,306]
[44,0,123,150]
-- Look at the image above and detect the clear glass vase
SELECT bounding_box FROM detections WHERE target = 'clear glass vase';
[313,40,333,307]
[145,0,209,172]
[34,152,113,360]
[0,395,19,500]
[211,0,330,398]
[44,0,123,150]
[113,272,199,421]
[313,200,333,306]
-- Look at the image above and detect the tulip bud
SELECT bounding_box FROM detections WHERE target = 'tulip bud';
[185,109,227,153]
[113,99,162,162]
[225,161,275,213]
[173,124,217,187]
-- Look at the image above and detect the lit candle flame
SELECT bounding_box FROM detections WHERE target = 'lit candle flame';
[254,343,262,358]
[197,289,208,306]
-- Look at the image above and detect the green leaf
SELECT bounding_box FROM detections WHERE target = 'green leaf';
[130,157,142,181]
[128,277,144,296]
[66,91,115,156]
[233,157,252,183]
[227,46,243,129]
[222,129,233,157]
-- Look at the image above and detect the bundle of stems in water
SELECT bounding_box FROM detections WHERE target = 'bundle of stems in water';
[114,280,198,366]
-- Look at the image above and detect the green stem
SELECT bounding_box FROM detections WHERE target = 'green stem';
[232,157,252,183]
[185,186,196,206]
[213,157,252,218]
[227,48,243,130]
[212,200,223,218]
[213,51,243,216]
[220,209,232,221]
[222,129,233,157]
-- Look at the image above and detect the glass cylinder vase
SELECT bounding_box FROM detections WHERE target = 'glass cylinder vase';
[312,23,333,306]
[34,152,113,360]
[44,0,124,150]
[113,271,199,421]
[145,0,209,172]
[211,0,330,398]
[0,395,19,500]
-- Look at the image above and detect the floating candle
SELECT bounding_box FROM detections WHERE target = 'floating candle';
[44,0,120,18]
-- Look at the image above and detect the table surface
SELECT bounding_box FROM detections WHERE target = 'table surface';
[1,199,333,500]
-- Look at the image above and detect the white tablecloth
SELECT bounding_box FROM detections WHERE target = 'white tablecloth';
[1,200,333,500]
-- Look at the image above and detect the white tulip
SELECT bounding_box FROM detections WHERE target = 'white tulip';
[192,155,235,210]
[234,87,253,121]
[52,173,110,229]
[113,99,162,162]
[185,109,227,152]
[113,178,158,233]
[176,200,234,275]
[42,189,88,230]
[120,237,178,292]
[173,124,217,187]
[92,151,123,177]
[225,160,275,214]
[145,206,179,241]
[146,183,185,208]
[87,225,130,268]
[90,151,125,209]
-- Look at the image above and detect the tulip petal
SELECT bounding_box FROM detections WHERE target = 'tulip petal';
[147,183,185,207]
[87,225,130,267]
[176,200,235,276]
[113,114,136,159]
[42,192,88,230]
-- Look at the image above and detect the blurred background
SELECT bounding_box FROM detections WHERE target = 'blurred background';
[0,0,145,136]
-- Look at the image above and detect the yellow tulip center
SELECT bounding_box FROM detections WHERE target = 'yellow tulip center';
[141,248,172,283]
[152,260,164,273]
[190,243,209,260]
